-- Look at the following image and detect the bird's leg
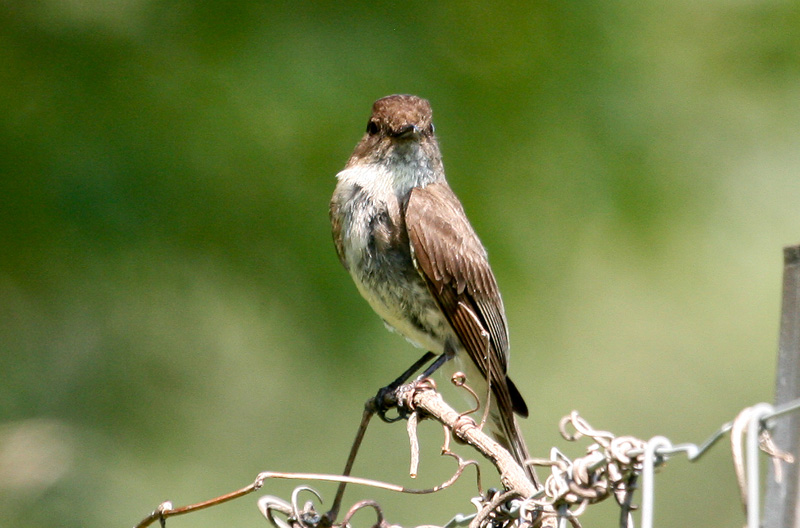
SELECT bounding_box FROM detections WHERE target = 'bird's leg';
[374,351,436,423]
[417,350,450,380]
[375,349,452,422]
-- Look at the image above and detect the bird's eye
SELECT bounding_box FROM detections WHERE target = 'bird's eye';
[428,124,435,135]
[366,121,379,135]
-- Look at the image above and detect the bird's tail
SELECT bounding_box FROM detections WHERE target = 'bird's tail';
[489,390,540,487]
[450,354,538,487]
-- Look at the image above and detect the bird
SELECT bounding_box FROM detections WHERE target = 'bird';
[330,94,536,485]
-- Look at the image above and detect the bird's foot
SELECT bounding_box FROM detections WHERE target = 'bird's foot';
[370,377,437,423]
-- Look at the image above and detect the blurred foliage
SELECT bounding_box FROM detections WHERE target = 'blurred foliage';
[1,1,799,527]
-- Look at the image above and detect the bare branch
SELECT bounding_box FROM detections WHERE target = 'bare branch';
[396,380,538,498]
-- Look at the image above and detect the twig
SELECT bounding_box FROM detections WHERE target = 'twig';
[408,410,421,478]
[134,380,541,528]
[324,406,375,525]
[134,478,262,528]
[134,463,480,527]
[325,351,437,525]
[398,381,538,498]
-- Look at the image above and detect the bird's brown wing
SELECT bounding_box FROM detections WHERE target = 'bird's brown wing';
[330,199,346,268]
[404,182,527,417]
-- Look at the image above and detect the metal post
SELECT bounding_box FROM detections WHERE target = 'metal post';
[764,244,800,528]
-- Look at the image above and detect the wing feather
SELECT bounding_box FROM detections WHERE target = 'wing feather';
[405,183,527,417]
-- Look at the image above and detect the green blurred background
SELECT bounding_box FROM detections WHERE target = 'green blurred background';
[1,2,799,526]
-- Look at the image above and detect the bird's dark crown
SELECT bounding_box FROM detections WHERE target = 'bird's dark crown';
[367,94,434,138]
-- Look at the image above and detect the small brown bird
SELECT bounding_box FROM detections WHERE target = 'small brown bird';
[330,94,536,484]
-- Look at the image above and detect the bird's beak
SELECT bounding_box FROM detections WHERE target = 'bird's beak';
[394,124,421,140]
